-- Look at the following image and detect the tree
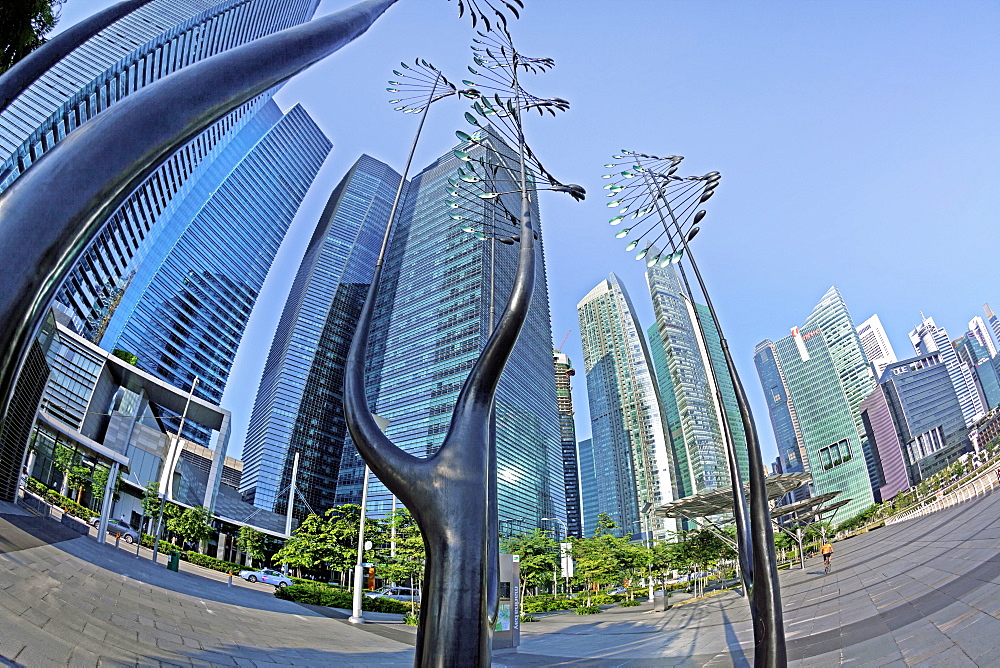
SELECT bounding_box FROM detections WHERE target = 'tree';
[167,505,213,550]
[500,528,558,599]
[67,463,91,503]
[377,509,425,613]
[111,349,138,365]
[271,504,384,581]
[570,513,632,605]
[52,443,74,496]
[0,0,65,74]
[236,526,267,567]
[90,465,121,506]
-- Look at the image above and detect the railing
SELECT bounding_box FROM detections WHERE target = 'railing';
[885,459,1000,525]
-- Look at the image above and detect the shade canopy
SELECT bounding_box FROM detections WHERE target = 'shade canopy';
[652,472,811,519]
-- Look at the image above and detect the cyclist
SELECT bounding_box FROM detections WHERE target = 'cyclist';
[821,541,833,572]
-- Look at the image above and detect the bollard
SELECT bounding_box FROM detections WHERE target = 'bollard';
[228,572,233,587]
[115,533,120,548]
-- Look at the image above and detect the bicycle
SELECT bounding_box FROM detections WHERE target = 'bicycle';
[823,557,832,575]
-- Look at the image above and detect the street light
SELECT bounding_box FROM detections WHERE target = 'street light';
[540,517,568,595]
[602,151,785,666]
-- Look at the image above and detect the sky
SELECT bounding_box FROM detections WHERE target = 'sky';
[56,0,1000,467]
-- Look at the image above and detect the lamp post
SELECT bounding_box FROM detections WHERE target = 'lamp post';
[540,516,567,594]
[601,152,785,666]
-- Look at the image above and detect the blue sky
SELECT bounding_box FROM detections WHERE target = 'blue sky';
[58,0,1000,466]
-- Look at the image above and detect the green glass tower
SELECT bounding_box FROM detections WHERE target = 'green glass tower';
[757,287,877,521]
[645,263,749,498]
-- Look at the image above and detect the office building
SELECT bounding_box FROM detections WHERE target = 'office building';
[857,314,898,377]
[968,316,998,359]
[578,273,675,539]
[983,304,1000,353]
[354,130,565,529]
[753,340,811,504]
[909,316,983,427]
[645,262,748,499]
[755,288,876,521]
[0,0,320,338]
[101,102,331,446]
[553,352,583,538]
[862,352,972,488]
[240,155,403,517]
[576,437,599,536]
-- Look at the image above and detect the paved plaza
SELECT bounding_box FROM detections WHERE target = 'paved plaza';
[2,487,1000,666]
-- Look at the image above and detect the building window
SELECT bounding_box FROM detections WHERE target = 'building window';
[818,439,851,471]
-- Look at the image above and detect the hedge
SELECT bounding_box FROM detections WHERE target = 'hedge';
[522,595,579,613]
[26,479,97,521]
[274,582,410,613]
[180,551,243,575]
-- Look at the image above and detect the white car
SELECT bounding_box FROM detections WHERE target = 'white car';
[365,586,419,602]
[239,568,292,587]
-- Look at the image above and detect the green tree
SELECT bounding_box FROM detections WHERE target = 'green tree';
[501,528,558,599]
[272,504,384,581]
[111,349,138,365]
[0,0,65,74]
[570,513,632,605]
[167,505,213,550]
[52,443,75,496]
[236,526,267,567]
[67,463,91,504]
[90,465,120,506]
[377,509,425,613]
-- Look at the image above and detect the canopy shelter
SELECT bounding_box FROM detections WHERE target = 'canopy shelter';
[771,492,852,570]
[650,473,812,550]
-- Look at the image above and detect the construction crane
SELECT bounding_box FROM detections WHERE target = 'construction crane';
[556,329,571,352]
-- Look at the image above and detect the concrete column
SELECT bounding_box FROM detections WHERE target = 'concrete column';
[96,461,119,543]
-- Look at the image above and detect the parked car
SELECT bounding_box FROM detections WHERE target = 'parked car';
[239,568,292,587]
[365,586,419,602]
[607,586,628,595]
[89,518,139,543]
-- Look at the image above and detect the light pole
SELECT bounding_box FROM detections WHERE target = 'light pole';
[602,151,785,666]
[540,516,567,595]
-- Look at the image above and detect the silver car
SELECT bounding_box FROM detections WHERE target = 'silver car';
[365,586,419,602]
[95,518,139,543]
[238,568,292,587]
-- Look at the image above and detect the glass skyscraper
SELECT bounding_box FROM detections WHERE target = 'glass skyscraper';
[645,262,748,499]
[553,351,582,538]
[909,315,983,427]
[756,287,877,521]
[240,155,403,516]
[101,102,331,446]
[0,0,320,338]
[578,273,676,540]
[348,131,564,528]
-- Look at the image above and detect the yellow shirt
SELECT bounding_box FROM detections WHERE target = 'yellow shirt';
[821,543,833,555]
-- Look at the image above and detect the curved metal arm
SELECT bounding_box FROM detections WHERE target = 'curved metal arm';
[0,0,400,436]
[0,0,157,115]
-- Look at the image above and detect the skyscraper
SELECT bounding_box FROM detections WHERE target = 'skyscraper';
[0,0,321,337]
[355,130,565,528]
[909,315,983,427]
[645,262,748,499]
[857,314,898,377]
[240,155,402,516]
[756,288,876,521]
[101,102,331,445]
[968,316,998,359]
[864,352,971,485]
[753,340,811,503]
[578,274,675,539]
[983,304,1000,352]
[553,351,582,538]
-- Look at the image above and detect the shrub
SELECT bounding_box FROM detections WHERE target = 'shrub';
[522,595,578,613]
[575,605,601,615]
[404,612,419,626]
[589,594,615,605]
[181,551,243,575]
[520,614,538,623]
[620,599,641,607]
[274,582,409,613]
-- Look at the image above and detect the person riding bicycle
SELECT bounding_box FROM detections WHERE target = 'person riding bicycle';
[821,541,833,569]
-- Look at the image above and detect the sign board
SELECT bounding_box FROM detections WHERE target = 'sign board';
[560,542,574,579]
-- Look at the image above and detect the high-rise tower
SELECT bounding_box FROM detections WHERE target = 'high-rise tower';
[101,103,331,446]
[968,316,998,359]
[240,155,402,515]
[351,131,565,529]
[553,351,582,538]
[645,262,748,499]
[756,288,876,520]
[909,315,984,427]
[857,314,898,377]
[578,273,675,539]
[0,0,321,338]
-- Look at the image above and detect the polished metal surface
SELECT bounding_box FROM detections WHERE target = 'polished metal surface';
[0,0,399,511]
[344,165,537,668]
[0,0,156,115]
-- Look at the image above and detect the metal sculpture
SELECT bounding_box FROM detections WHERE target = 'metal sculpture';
[344,26,582,666]
[602,152,786,666]
[0,0,409,504]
